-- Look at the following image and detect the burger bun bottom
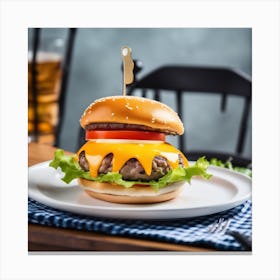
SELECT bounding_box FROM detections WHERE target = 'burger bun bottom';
[78,178,185,204]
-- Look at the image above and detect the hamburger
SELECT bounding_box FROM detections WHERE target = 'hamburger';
[50,95,211,204]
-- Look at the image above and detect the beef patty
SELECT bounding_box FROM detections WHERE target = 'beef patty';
[78,151,184,181]
[85,123,177,135]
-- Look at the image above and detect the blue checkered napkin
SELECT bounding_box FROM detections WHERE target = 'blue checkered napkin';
[28,198,252,251]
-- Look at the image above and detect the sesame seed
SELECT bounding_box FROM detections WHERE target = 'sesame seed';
[125,104,133,110]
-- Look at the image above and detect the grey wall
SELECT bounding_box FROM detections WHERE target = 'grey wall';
[29,28,252,157]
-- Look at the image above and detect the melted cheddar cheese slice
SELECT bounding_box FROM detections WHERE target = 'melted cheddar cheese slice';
[76,140,189,178]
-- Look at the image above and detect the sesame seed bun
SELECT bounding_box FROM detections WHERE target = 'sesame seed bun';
[80,96,184,135]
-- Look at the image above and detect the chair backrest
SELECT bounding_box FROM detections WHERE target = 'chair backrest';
[128,65,251,156]
[54,28,77,147]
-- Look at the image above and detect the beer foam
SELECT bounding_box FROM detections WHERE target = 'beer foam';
[28,51,61,62]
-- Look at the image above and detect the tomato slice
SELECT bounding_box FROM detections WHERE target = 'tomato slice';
[86,130,166,141]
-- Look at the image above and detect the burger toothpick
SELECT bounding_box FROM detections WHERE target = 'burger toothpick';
[121,46,134,96]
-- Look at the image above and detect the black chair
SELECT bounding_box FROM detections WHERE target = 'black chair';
[127,65,252,167]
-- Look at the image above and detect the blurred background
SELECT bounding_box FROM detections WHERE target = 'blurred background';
[28,28,252,158]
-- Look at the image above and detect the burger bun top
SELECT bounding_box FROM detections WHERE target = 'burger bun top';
[80,95,184,135]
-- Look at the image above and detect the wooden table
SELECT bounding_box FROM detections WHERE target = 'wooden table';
[28,142,214,252]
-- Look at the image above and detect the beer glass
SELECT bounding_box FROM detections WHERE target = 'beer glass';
[28,32,64,145]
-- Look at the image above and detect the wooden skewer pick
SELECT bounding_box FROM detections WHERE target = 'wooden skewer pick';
[121,46,134,96]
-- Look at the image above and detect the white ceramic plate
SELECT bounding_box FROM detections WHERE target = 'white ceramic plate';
[28,161,252,220]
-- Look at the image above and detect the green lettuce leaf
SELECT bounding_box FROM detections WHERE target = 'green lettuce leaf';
[49,149,212,190]
[49,149,85,183]
[209,158,252,178]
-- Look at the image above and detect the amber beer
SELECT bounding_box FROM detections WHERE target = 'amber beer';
[28,51,62,144]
